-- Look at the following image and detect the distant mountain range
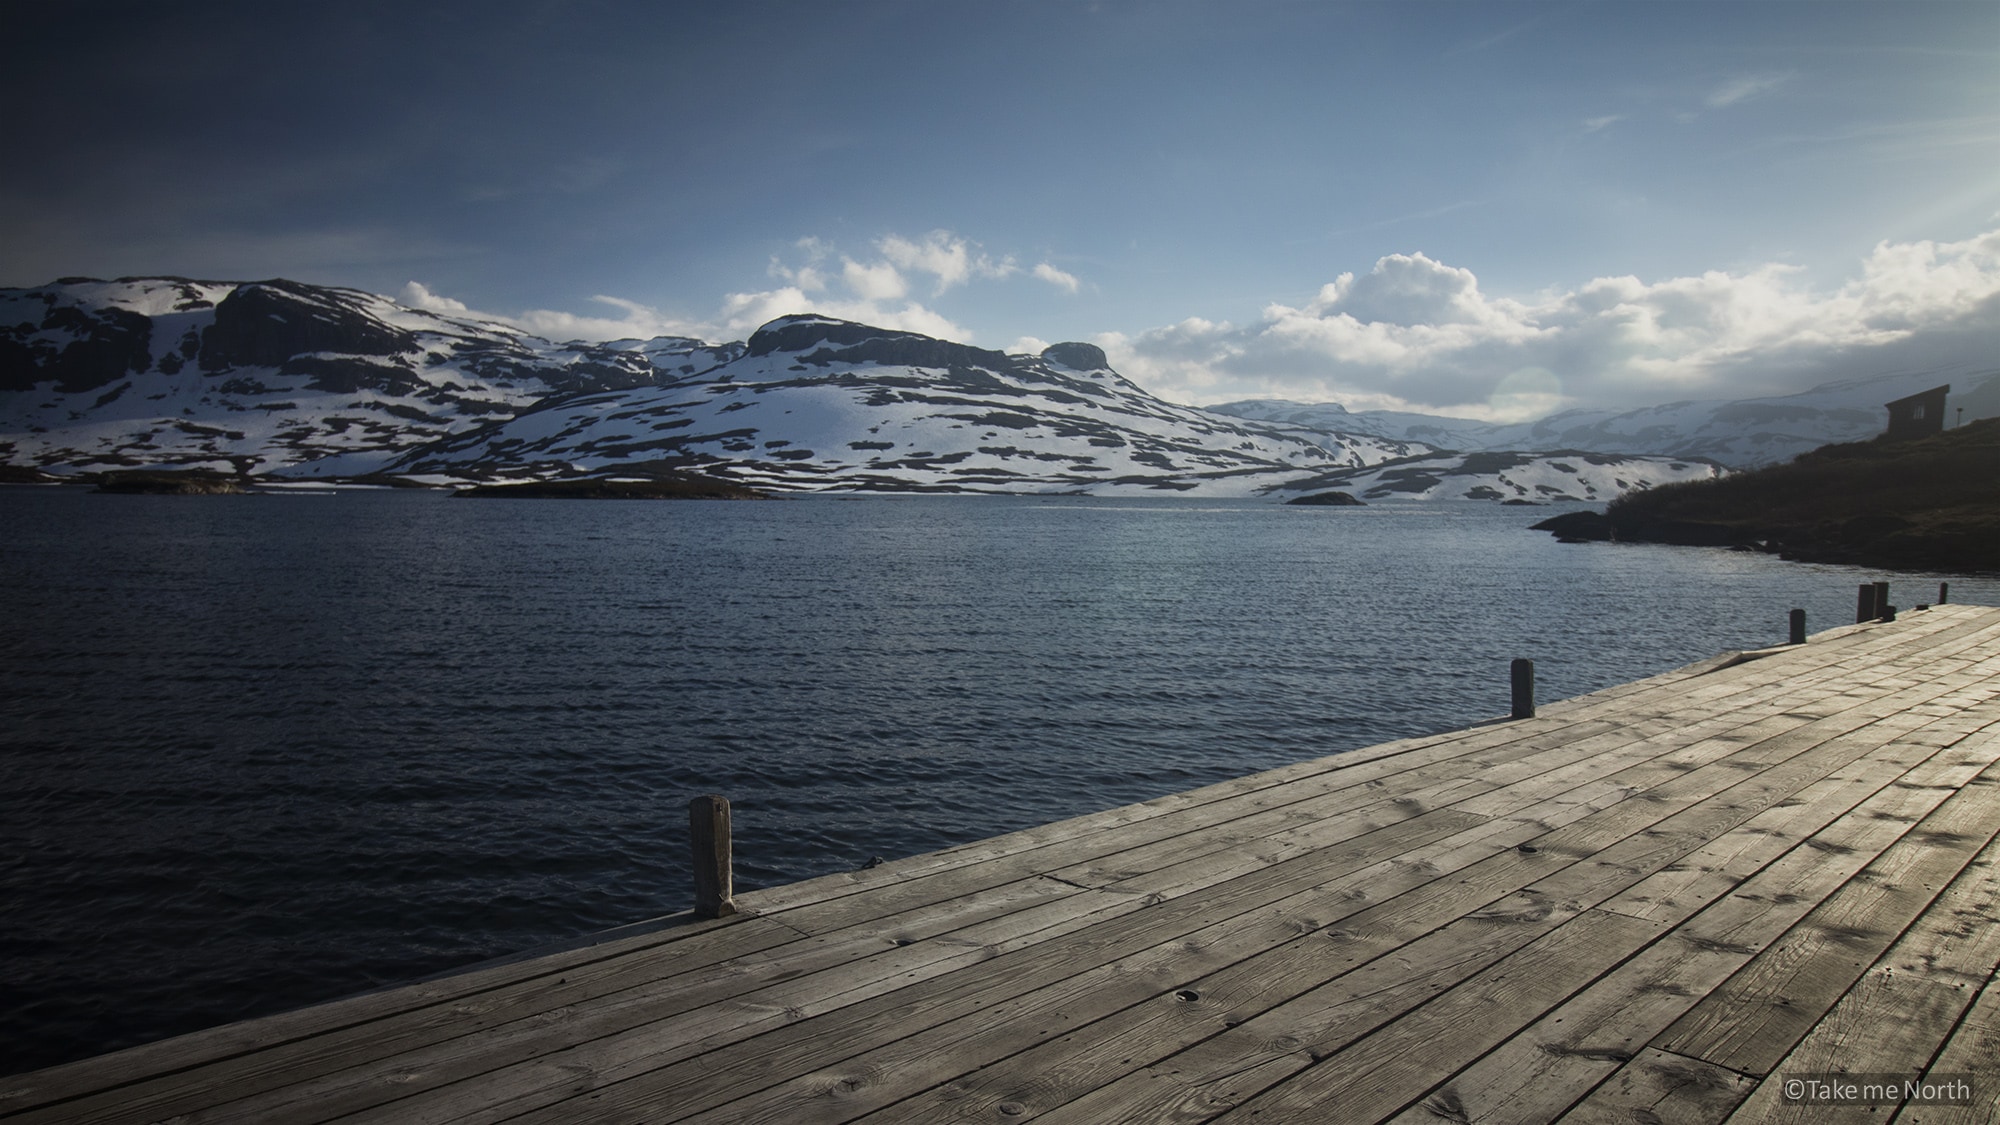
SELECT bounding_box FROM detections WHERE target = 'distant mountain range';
[1210,367,2000,470]
[13,274,1979,500]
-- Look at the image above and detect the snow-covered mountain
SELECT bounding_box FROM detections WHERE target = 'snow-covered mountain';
[366,316,1430,495]
[1211,366,2000,469]
[1274,450,1722,504]
[0,276,740,475]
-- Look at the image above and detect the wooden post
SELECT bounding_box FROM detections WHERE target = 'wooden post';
[1873,581,1890,621]
[1939,582,1950,605]
[690,795,736,919]
[1856,583,1874,624]
[1789,608,1806,646]
[1511,658,1535,720]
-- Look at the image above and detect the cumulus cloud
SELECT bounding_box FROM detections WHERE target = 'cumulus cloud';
[841,257,908,302]
[1033,262,1082,294]
[398,281,478,317]
[1101,228,2000,421]
[879,230,1017,294]
[706,229,1057,341]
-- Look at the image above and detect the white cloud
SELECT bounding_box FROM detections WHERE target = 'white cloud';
[513,295,708,342]
[1008,335,1052,356]
[1101,228,2000,419]
[879,230,1017,295]
[398,228,1020,346]
[841,257,909,302]
[399,283,707,342]
[715,286,968,342]
[1582,115,1622,133]
[767,257,828,292]
[1707,73,1791,108]
[399,281,476,316]
[1033,262,1082,294]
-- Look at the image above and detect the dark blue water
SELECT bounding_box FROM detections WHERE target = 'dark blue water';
[1,487,1991,1075]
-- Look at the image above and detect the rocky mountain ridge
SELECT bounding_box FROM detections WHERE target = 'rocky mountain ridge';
[0,276,740,475]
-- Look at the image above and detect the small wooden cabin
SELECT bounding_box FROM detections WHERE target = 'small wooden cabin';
[1883,383,1949,439]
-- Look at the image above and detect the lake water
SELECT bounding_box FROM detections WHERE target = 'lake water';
[2,486,1993,1075]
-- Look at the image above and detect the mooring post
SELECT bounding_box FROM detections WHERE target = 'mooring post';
[690,794,736,919]
[1940,582,1950,605]
[1511,658,1535,720]
[1789,608,1806,646]
[1856,583,1874,624]
[1873,581,1890,621]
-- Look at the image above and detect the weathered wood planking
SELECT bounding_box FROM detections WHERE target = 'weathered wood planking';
[5,605,2000,1125]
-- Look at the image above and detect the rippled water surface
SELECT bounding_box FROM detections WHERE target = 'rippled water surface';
[2,487,1993,1073]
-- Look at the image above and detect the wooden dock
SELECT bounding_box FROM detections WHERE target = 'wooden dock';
[7,604,2000,1124]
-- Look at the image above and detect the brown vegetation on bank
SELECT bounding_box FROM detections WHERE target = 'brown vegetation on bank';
[1532,418,2000,572]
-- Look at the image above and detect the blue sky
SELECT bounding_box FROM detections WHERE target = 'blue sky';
[5,1,1998,418]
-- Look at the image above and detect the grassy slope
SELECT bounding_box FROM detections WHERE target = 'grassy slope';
[1600,418,2000,571]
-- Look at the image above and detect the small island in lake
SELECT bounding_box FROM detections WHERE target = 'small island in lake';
[453,473,770,500]
[91,470,246,494]
[1285,490,1366,506]
[1532,416,2000,572]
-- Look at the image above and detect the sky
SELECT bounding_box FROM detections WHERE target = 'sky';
[4,0,1998,420]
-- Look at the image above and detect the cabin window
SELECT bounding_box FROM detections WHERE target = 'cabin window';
[1911,404,1926,420]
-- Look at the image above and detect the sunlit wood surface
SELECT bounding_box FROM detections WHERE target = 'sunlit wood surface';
[7,604,2000,1124]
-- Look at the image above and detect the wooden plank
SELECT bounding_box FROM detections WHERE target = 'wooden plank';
[1192,910,1669,1124]
[1648,768,2000,1080]
[1552,1048,1756,1125]
[1720,830,2000,1124]
[1889,968,2000,1125]
[816,686,1960,1124]
[1375,725,2000,1124]
[1654,766,2000,1077]
[1227,708,2000,1125]
[852,672,2000,1120]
